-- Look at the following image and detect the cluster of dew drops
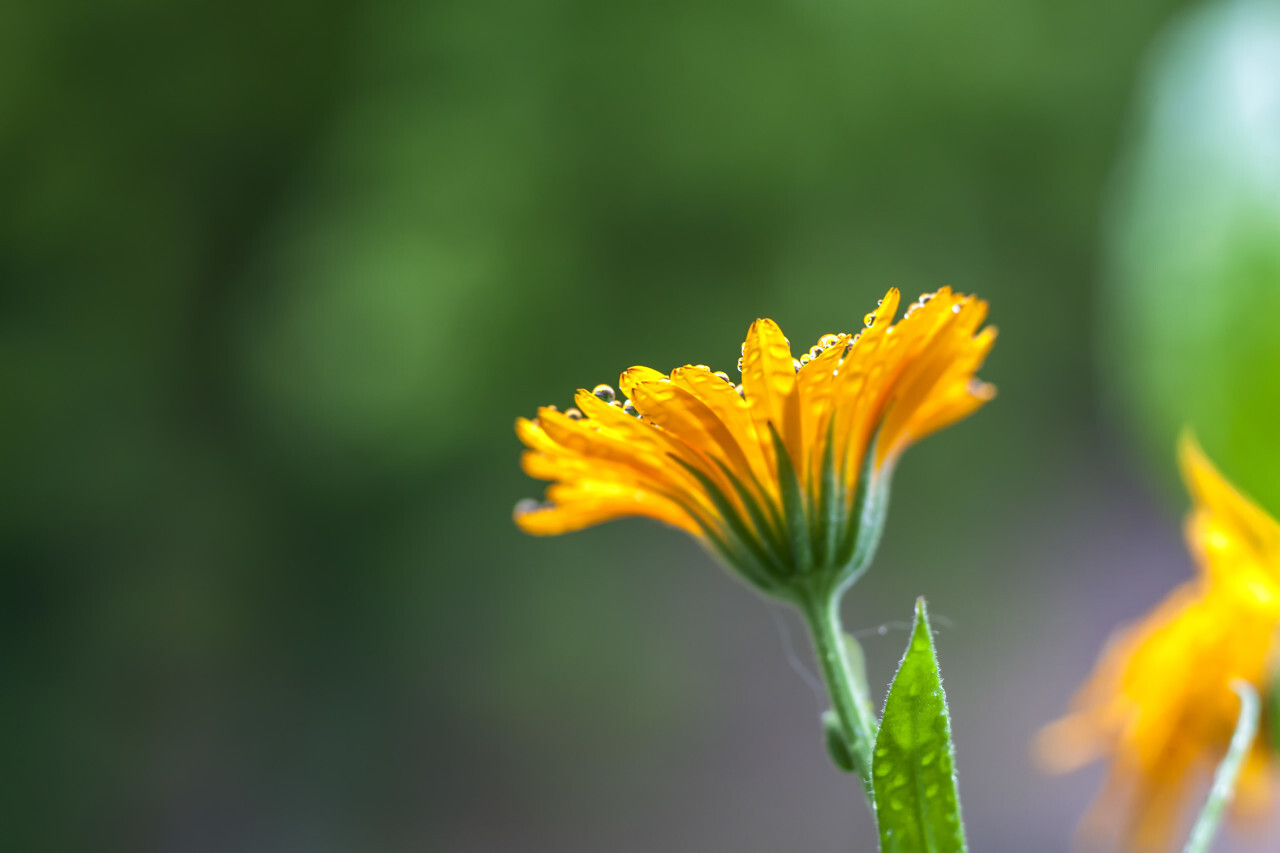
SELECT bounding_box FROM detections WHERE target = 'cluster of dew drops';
[540,292,940,426]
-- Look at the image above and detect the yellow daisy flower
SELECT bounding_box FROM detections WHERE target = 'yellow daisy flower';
[513,287,996,600]
[1036,435,1280,851]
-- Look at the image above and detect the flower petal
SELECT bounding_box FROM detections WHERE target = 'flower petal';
[516,480,701,536]
[740,318,802,480]
[1180,432,1280,574]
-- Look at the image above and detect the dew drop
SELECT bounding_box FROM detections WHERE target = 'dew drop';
[513,498,542,517]
[737,356,745,372]
[592,384,616,402]
[566,408,584,420]
[864,312,876,327]
[623,401,639,417]
[792,358,804,372]
[734,384,745,398]
[713,371,731,383]
[952,304,961,314]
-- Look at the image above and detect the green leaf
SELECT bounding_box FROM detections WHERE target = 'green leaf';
[1182,680,1259,853]
[872,598,968,853]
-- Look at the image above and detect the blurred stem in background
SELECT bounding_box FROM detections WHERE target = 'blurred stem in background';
[1182,682,1259,853]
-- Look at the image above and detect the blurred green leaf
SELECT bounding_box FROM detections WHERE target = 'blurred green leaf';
[872,598,968,853]
[1103,0,1280,508]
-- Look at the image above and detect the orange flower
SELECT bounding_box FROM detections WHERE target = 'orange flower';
[514,288,996,599]
[1036,435,1280,850]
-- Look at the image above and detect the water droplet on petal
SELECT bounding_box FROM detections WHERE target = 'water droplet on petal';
[513,498,542,517]
[864,312,876,327]
[566,408,584,420]
[713,371,731,383]
[592,384,616,402]
[622,401,639,417]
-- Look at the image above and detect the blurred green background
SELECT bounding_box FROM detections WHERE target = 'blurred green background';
[6,0,1280,849]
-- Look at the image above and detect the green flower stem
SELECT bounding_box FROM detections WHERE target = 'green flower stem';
[799,588,879,800]
[1182,680,1259,853]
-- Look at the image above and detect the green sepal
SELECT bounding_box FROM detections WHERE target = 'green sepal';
[823,710,857,773]
[767,423,813,574]
[811,418,843,570]
[872,597,968,853]
[709,456,794,574]
[696,521,779,596]
[670,456,784,591]
[835,427,890,593]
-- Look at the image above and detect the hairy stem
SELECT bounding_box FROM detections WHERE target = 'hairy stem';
[800,588,879,803]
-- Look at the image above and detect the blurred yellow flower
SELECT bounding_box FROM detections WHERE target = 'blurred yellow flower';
[513,288,996,598]
[1037,435,1280,851]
